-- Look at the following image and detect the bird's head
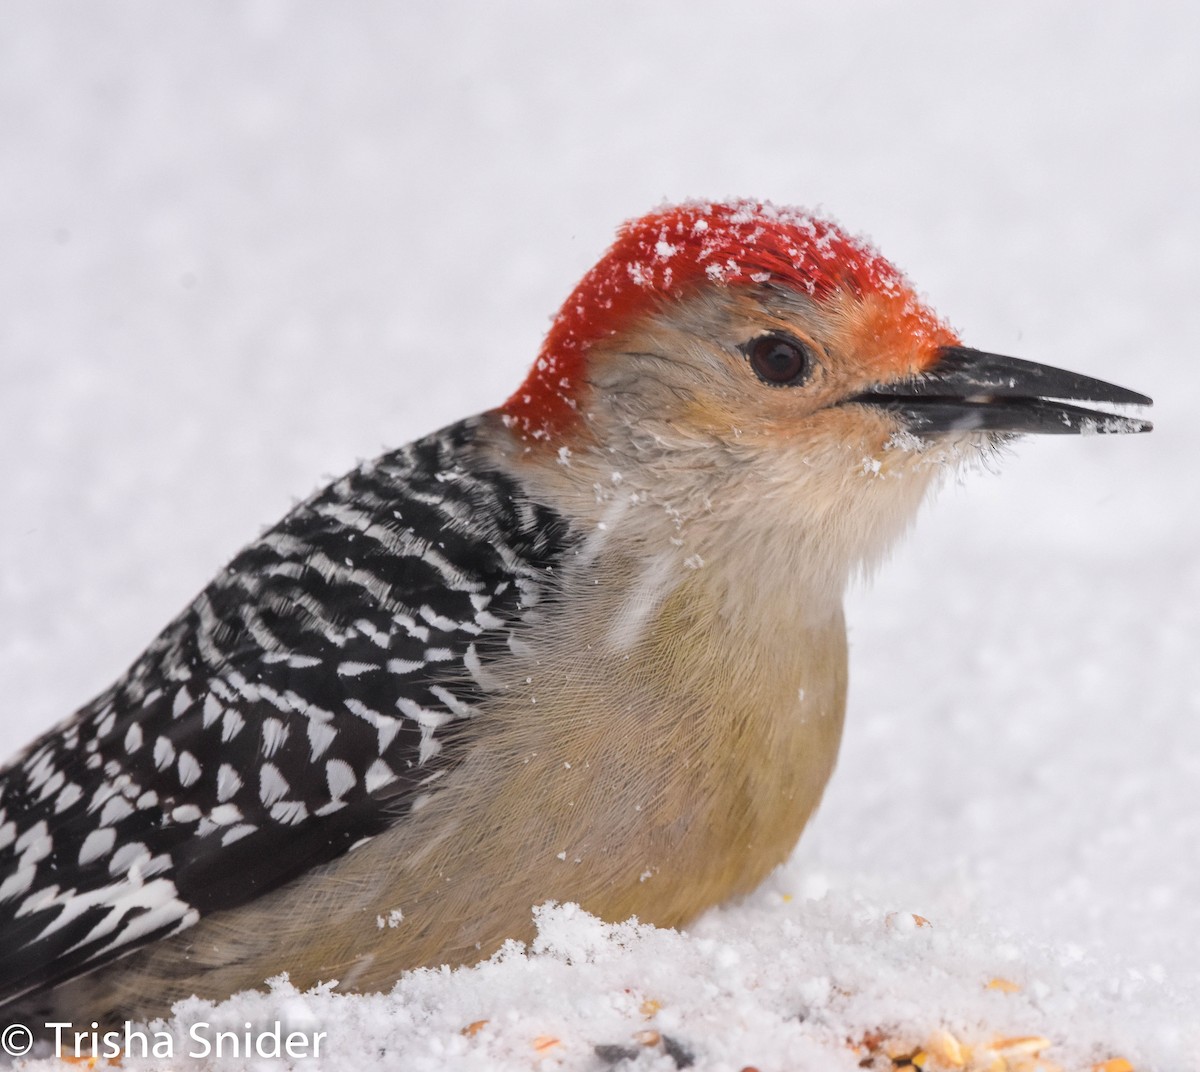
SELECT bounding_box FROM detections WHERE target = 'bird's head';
[496,201,1151,584]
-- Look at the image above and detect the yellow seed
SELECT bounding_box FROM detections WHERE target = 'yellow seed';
[639,998,662,1018]
[532,1035,560,1052]
[986,977,1021,993]
[992,1036,1051,1055]
[634,1029,662,1047]
[461,1020,489,1037]
[1093,1060,1134,1072]
[911,1050,929,1069]
[925,1028,966,1067]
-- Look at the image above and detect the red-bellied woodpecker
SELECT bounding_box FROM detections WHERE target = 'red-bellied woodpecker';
[0,200,1152,1024]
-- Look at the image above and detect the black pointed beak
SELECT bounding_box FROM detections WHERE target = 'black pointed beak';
[849,346,1153,435]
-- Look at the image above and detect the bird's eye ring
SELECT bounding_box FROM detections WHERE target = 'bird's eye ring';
[744,334,813,387]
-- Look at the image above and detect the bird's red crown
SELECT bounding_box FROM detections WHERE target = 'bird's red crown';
[501,199,952,441]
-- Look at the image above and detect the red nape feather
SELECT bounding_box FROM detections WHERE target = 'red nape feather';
[500,199,941,442]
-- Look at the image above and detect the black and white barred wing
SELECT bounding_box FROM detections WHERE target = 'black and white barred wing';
[0,419,569,1008]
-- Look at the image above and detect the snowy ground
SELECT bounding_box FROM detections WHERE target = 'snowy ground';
[1,3,1197,1069]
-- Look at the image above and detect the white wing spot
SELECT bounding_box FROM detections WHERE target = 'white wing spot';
[285,653,321,668]
[464,644,502,690]
[326,759,356,801]
[35,769,64,802]
[364,759,395,794]
[217,763,242,802]
[260,718,289,758]
[307,719,337,761]
[108,842,150,875]
[141,853,172,877]
[172,687,192,718]
[55,782,83,813]
[0,866,35,903]
[270,801,308,825]
[99,797,134,826]
[209,803,242,826]
[259,763,289,806]
[78,827,117,866]
[177,751,201,787]
[153,737,176,771]
[419,605,461,633]
[202,693,223,727]
[16,821,50,861]
[221,824,257,846]
[221,709,245,742]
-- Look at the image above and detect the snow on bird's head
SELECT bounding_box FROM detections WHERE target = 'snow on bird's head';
[501,200,954,441]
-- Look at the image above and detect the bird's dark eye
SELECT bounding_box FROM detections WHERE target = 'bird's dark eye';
[745,334,813,387]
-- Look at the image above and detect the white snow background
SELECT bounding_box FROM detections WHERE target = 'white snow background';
[1,3,1196,1070]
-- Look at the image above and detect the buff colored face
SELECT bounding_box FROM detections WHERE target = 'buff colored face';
[577,282,959,471]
